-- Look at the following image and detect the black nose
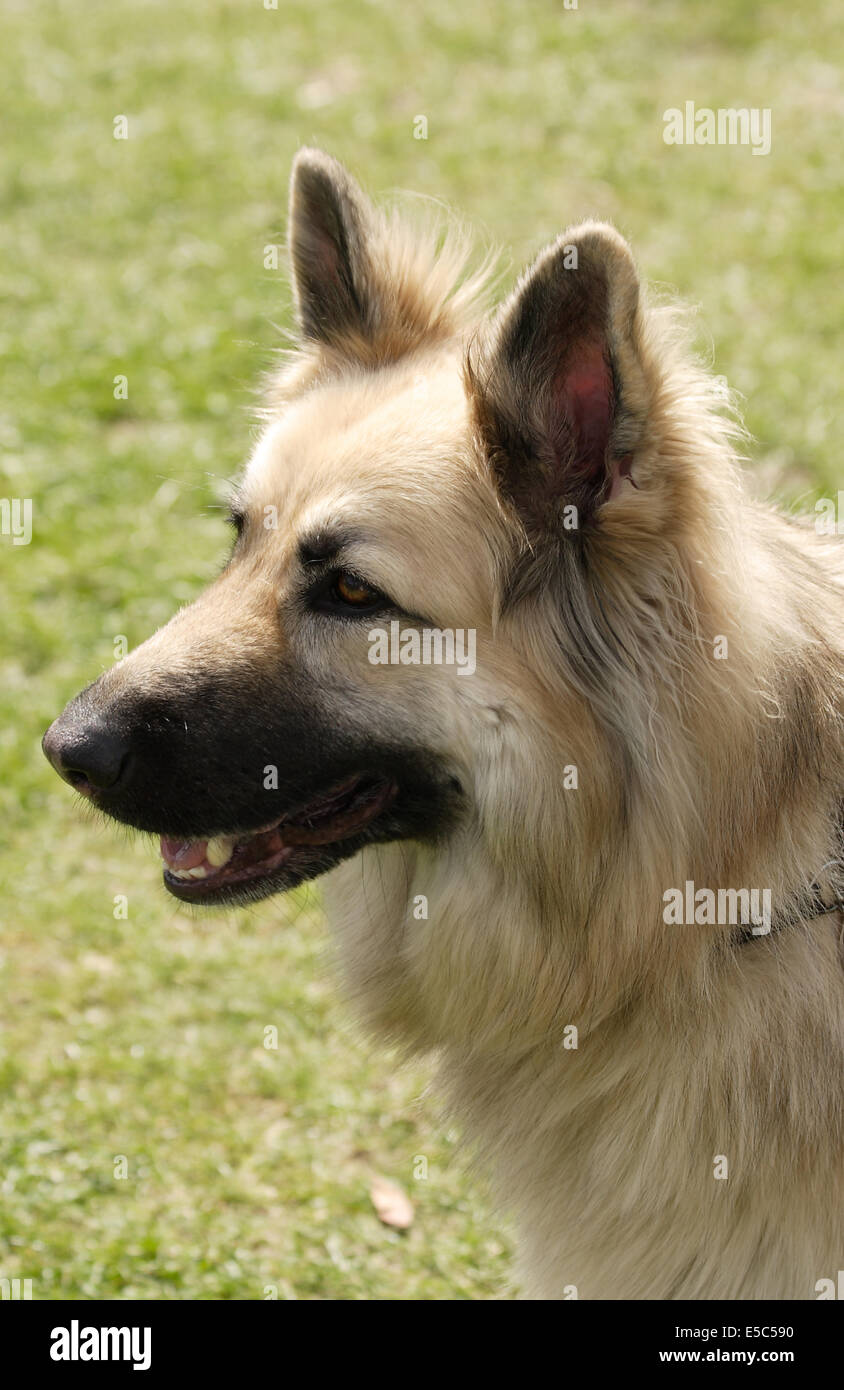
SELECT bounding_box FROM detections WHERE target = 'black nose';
[42,719,129,793]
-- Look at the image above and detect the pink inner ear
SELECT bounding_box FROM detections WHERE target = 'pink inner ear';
[557,342,613,482]
[307,223,344,289]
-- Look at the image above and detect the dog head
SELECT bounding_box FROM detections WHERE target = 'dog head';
[43,149,733,915]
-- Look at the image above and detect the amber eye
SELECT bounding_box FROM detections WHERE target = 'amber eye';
[310,568,389,617]
[333,571,382,608]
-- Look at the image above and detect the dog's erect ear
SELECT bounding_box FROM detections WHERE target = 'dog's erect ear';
[288,148,376,347]
[287,148,489,370]
[470,223,650,537]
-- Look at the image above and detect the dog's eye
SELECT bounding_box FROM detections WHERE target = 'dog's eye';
[311,569,388,616]
[333,572,384,608]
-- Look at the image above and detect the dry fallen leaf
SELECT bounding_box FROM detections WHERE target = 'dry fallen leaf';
[370,1175,414,1230]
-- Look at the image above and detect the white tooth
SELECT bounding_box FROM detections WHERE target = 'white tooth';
[186,866,208,879]
[206,836,234,868]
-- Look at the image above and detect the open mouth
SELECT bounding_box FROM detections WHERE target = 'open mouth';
[159,773,397,902]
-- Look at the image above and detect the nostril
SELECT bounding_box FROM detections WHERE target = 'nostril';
[42,721,129,792]
[65,767,95,792]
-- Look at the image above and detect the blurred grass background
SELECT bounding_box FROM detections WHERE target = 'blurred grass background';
[0,0,840,1298]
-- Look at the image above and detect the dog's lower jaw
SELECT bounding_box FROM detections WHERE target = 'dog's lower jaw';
[160,775,400,904]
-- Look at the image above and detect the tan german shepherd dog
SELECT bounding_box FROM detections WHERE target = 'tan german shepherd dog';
[44,150,843,1300]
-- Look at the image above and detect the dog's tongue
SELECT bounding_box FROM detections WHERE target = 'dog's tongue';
[160,837,209,870]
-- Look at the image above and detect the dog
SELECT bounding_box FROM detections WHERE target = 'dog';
[43,149,844,1300]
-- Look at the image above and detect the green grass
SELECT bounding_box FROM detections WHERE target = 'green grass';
[0,0,840,1298]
